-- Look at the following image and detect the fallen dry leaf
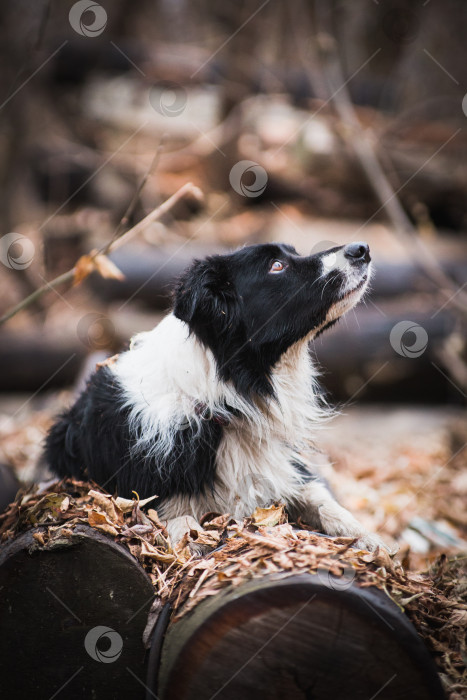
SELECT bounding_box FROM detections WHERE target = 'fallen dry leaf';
[93,254,125,280]
[147,508,168,534]
[251,504,287,527]
[73,253,95,285]
[115,495,158,513]
[88,510,120,537]
[60,496,70,513]
[140,540,176,563]
[32,531,46,546]
[88,489,124,524]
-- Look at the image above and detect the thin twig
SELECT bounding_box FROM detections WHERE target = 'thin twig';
[0,182,202,326]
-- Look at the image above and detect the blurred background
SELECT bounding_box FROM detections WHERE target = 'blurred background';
[0,1,466,565]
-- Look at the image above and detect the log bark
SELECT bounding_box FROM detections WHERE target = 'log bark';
[0,525,155,700]
[155,574,445,700]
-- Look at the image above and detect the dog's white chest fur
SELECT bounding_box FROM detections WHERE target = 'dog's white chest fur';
[112,314,324,520]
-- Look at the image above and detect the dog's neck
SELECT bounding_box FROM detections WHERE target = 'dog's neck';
[112,313,326,443]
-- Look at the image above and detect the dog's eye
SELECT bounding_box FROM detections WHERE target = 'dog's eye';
[269,260,285,274]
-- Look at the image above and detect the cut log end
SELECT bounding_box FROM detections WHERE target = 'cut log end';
[156,575,445,700]
[0,525,154,699]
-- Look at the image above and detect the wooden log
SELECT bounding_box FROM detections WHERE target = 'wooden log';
[87,244,225,308]
[0,303,458,403]
[0,307,457,402]
[0,332,87,392]
[0,524,154,700]
[369,261,466,299]
[312,306,459,403]
[155,574,445,700]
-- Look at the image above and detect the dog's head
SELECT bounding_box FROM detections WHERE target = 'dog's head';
[174,242,371,396]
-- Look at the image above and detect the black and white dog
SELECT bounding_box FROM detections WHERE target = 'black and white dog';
[45,241,387,552]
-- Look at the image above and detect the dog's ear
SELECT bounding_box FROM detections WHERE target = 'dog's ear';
[173,256,238,332]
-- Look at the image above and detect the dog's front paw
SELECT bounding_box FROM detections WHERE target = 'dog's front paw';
[166,515,203,552]
[166,515,220,558]
[318,504,393,553]
[353,531,392,553]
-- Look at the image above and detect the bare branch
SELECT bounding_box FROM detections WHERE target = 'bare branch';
[0,182,203,327]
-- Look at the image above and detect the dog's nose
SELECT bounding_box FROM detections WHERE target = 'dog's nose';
[343,242,370,263]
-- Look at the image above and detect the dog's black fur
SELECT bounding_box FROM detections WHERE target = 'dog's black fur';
[45,365,224,500]
[173,243,351,397]
[43,241,382,551]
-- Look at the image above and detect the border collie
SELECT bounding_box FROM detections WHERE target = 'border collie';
[45,242,387,552]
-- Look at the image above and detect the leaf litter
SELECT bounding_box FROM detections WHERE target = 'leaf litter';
[0,479,465,697]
